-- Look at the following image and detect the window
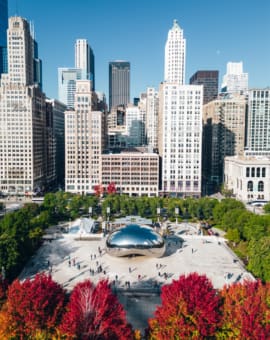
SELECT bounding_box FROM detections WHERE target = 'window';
[247,181,253,192]
[262,168,266,177]
[258,181,264,192]
[256,168,260,177]
[246,167,250,177]
[251,168,255,177]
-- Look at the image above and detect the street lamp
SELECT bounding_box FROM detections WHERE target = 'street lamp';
[106,206,110,232]
[89,206,92,218]
[157,207,161,223]
[175,207,179,225]
[1,266,5,281]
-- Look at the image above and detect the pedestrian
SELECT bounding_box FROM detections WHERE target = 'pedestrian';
[90,254,92,260]
[129,267,131,273]
[156,263,158,269]
[115,274,118,281]
[158,272,161,277]
[103,270,106,275]
[68,260,71,267]
[96,261,99,266]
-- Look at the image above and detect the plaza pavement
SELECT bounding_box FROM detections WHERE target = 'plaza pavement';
[19,222,254,291]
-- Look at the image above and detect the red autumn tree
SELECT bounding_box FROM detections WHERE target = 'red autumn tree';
[107,182,117,195]
[0,273,66,339]
[218,280,270,339]
[94,184,104,197]
[148,273,221,339]
[59,279,133,340]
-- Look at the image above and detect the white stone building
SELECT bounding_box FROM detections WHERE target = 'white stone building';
[158,83,203,197]
[164,19,186,85]
[224,156,270,202]
[0,17,48,196]
[221,62,248,94]
[145,87,159,150]
[65,80,106,194]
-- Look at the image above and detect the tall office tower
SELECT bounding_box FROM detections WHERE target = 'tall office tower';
[0,0,8,79]
[46,99,66,188]
[189,70,219,104]
[145,87,159,149]
[221,62,248,94]
[202,94,247,194]
[126,104,145,147]
[65,80,106,194]
[75,39,95,90]
[158,83,203,197]
[164,19,186,85]
[245,88,270,157]
[58,67,82,108]
[33,40,43,89]
[109,61,130,111]
[0,17,48,196]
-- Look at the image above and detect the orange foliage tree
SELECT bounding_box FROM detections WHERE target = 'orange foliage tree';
[59,279,133,340]
[148,273,222,339]
[0,273,66,339]
[218,280,270,339]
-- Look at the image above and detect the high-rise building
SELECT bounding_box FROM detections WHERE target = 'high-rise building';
[0,17,49,196]
[0,0,8,79]
[58,67,82,108]
[58,39,95,108]
[46,99,66,188]
[246,88,270,156]
[189,70,219,104]
[158,83,203,197]
[109,61,130,111]
[164,19,186,85]
[75,39,95,90]
[65,80,106,194]
[202,94,247,194]
[221,62,248,94]
[33,40,43,89]
[145,87,159,150]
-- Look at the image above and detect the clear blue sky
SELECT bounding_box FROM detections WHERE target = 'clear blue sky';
[8,0,270,101]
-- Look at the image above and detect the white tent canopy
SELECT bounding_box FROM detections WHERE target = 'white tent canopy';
[69,218,96,234]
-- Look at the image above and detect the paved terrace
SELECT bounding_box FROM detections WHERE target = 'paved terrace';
[19,222,254,291]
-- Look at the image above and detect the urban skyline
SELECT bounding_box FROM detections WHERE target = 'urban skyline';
[7,0,270,102]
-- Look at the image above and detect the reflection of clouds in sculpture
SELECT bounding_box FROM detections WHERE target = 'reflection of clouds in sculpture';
[106,224,165,257]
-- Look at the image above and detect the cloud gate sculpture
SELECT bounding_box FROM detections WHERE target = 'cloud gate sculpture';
[106,224,166,257]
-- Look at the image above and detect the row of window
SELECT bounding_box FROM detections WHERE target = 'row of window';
[246,167,266,178]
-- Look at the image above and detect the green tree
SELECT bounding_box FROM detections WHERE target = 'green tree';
[247,237,270,282]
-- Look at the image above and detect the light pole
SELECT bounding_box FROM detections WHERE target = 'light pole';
[89,206,92,218]
[1,266,5,281]
[106,206,110,232]
[157,207,160,224]
[175,207,179,225]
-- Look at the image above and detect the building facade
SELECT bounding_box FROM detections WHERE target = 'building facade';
[221,61,248,94]
[58,67,82,108]
[145,87,159,150]
[65,80,106,194]
[102,151,159,197]
[224,156,270,202]
[0,17,49,196]
[158,83,203,197]
[164,19,186,85]
[245,88,270,156]
[109,61,130,110]
[189,70,219,104]
[0,0,8,78]
[202,94,247,194]
[75,39,95,90]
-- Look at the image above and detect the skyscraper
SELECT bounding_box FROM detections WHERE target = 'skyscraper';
[0,0,8,79]
[58,39,95,107]
[0,17,49,196]
[164,19,186,85]
[221,62,248,94]
[75,39,95,90]
[58,67,82,108]
[246,88,270,156]
[65,80,106,194]
[189,70,219,104]
[159,21,203,197]
[109,61,130,111]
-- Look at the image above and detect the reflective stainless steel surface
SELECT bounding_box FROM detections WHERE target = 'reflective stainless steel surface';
[106,224,165,257]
